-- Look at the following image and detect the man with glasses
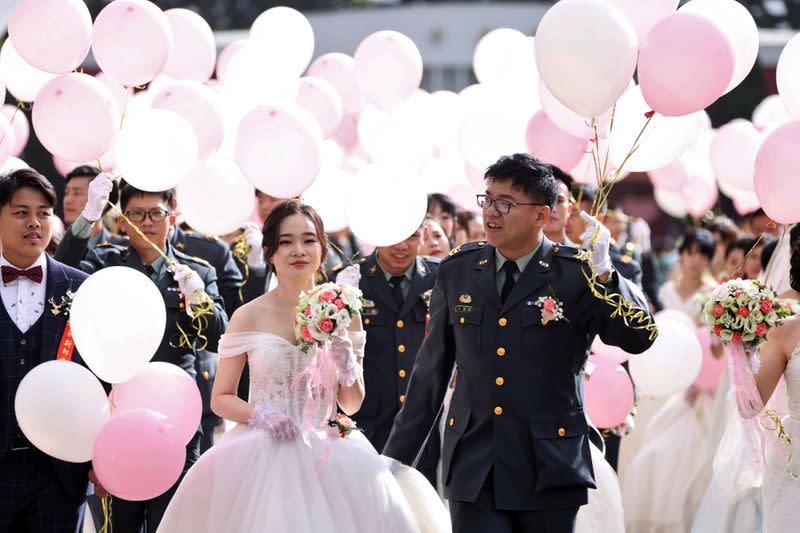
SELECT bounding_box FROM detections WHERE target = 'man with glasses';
[383,153,655,533]
[55,176,227,533]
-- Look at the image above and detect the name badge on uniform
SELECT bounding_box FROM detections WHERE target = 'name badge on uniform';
[455,305,473,313]
[362,299,379,316]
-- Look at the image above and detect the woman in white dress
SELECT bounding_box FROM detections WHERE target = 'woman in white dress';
[157,201,448,533]
[622,228,719,532]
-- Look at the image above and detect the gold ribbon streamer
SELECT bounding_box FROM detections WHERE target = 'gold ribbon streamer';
[231,233,251,304]
[99,495,112,533]
[763,409,800,480]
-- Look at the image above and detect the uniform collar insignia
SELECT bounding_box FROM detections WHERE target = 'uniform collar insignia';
[459,294,472,304]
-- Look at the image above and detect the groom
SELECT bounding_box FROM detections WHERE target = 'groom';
[383,154,655,532]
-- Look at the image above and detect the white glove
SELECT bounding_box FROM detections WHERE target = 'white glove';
[629,218,652,254]
[80,173,114,222]
[381,455,401,473]
[248,402,300,441]
[611,414,635,437]
[335,265,361,288]
[173,264,206,306]
[243,224,265,268]
[580,211,613,277]
[330,333,362,386]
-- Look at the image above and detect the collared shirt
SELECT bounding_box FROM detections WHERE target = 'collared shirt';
[495,241,542,295]
[376,253,415,299]
[0,253,47,333]
[146,256,166,282]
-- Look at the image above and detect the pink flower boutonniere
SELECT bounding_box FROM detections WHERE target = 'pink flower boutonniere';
[535,295,566,326]
[327,413,360,438]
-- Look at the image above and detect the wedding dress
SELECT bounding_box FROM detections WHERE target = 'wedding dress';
[157,331,449,533]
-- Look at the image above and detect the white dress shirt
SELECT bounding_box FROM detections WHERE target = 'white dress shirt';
[0,253,47,333]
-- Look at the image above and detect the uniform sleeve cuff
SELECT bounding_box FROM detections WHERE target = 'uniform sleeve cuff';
[70,216,94,239]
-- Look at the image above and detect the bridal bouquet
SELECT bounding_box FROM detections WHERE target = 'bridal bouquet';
[703,278,791,352]
[294,283,365,353]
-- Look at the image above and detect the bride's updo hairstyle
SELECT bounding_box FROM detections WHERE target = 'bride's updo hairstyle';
[261,200,329,268]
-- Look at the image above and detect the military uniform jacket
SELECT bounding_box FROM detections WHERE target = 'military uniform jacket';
[58,229,228,378]
[383,238,655,510]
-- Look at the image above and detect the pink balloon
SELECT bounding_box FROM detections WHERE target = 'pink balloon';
[1,105,29,157]
[8,0,92,74]
[92,408,185,501]
[52,152,116,178]
[92,0,173,87]
[733,192,761,216]
[151,81,224,159]
[109,362,201,444]
[685,174,719,218]
[693,326,725,391]
[604,0,679,43]
[638,12,735,116]
[0,114,15,168]
[235,104,324,197]
[162,9,215,82]
[591,336,632,364]
[354,31,422,112]
[754,121,800,224]
[215,40,247,83]
[33,73,118,163]
[331,114,359,152]
[585,355,635,428]
[307,53,364,115]
[539,79,611,140]
[648,160,689,193]
[296,76,344,139]
[525,110,588,171]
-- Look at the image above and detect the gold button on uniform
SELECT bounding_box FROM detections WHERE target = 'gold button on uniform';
[202,371,210,381]
[448,418,455,427]
[398,345,406,353]
[459,317,466,324]
[399,395,406,403]
[496,347,506,356]
[494,406,503,416]
[495,377,505,386]
[498,317,508,327]
[364,318,371,325]
[396,320,404,328]
[398,369,407,378]
[558,428,566,437]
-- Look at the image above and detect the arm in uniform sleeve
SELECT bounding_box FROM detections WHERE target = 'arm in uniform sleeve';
[215,245,245,317]
[383,272,455,465]
[53,217,93,268]
[199,266,229,353]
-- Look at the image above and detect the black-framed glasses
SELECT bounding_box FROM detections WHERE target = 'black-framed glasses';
[476,194,545,214]
[124,208,170,223]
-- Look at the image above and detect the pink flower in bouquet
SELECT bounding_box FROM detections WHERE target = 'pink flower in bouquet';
[336,413,356,429]
[756,323,768,337]
[334,298,346,310]
[543,298,556,311]
[761,300,774,313]
[713,304,725,318]
[735,290,744,297]
[301,325,314,343]
[319,318,334,333]
[714,324,723,337]
[319,290,337,303]
[305,307,312,317]
[733,332,743,344]
[738,307,750,318]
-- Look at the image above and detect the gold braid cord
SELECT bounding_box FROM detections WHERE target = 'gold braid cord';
[764,409,800,480]
[99,495,112,533]
[231,233,251,304]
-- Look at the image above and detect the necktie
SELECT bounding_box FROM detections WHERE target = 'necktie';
[500,261,518,303]
[1,265,43,284]
[389,275,405,308]
[144,265,158,282]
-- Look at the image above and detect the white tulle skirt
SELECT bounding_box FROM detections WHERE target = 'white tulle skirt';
[157,424,449,533]
[576,443,625,533]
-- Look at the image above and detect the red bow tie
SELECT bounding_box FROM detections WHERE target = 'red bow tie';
[2,265,43,284]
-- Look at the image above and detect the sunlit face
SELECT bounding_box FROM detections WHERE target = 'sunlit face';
[724,248,746,279]
[422,219,450,258]
[268,213,323,283]
[429,203,455,238]
[0,187,53,266]
[467,217,486,242]
[680,244,710,278]
[544,180,572,236]
[63,176,90,226]
[377,227,425,276]
[483,180,550,255]
[118,194,173,255]
[744,245,763,280]
[566,200,592,245]
[604,210,626,242]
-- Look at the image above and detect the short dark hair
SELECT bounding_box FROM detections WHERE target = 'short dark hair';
[725,236,756,260]
[66,165,119,215]
[677,228,715,261]
[570,183,607,215]
[708,216,738,245]
[118,180,174,212]
[261,200,328,267]
[485,154,557,209]
[549,165,574,193]
[427,193,457,218]
[0,168,57,209]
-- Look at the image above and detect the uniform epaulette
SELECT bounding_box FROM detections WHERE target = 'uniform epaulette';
[174,249,210,266]
[423,255,441,264]
[95,241,126,253]
[331,264,346,273]
[359,257,367,263]
[551,244,586,262]
[183,230,222,243]
[447,241,487,258]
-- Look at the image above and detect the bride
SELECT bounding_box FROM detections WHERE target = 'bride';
[158,201,447,532]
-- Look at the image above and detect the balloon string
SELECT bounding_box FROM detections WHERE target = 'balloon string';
[763,225,787,287]
[118,89,130,130]
[724,230,769,282]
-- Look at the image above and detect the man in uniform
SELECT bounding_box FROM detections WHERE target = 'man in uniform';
[55,176,227,533]
[543,166,575,247]
[60,165,119,252]
[332,224,442,486]
[383,154,655,532]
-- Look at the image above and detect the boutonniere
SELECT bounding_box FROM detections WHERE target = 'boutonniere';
[326,413,360,438]
[49,290,75,317]
[535,294,566,326]
[421,289,433,309]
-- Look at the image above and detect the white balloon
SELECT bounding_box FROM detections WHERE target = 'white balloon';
[303,166,350,233]
[15,361,108,462]
[346,165,428,246]
[0,39,57,102]
[654,187,688,218]
[458,109,527,183]
[539,79,611,140]
[654,309,695,330]
[71,267,166,383]
[680,0,759,95]
[250,6,314,76]
[608,85,699,172]
[709,119,762,197]
[151,80,225,159]
[535,0,637,117]
[473,29,537,86]
[428,90,466,156]
[177,158,254,236]
[752,94,792,131]
[1,156,29,173]
[601,0,678,43]
[115,109,198,191]
[628,319,702,397]
[223,44,300,120]
[777,33,800,119]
